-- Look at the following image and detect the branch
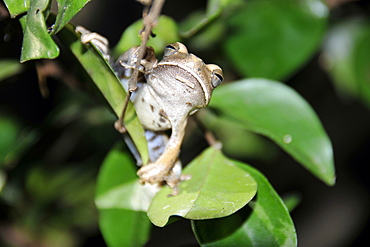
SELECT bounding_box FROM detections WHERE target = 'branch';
[128,0,165,91]
[115,0,166,133]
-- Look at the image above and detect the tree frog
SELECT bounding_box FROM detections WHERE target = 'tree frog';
[76,26,223,195]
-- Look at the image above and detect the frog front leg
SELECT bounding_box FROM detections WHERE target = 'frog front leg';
[75,26,111,63]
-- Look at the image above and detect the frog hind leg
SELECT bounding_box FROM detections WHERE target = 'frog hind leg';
[137,118,189,195]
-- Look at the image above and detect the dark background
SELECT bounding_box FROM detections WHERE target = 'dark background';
[1,0,369,246]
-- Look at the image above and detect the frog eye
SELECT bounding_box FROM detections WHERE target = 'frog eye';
[207,64,223,88]
[164,42,188,56]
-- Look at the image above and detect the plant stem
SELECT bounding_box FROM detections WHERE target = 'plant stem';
[115,0,166,133]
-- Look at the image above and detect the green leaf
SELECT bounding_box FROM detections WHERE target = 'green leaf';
[19,0,59,62]
[206,0,238,16]
[192,163,297,247]
[0,114,38,168]
[0,116,21,166]
[26,163,95,206]
[181,14,227,50]
[96,144,151,247]
[99,209,151,247]
[0,59,24,81]
[180,0,242,38]
[209,79,335,185]
[113,15,179,57]
[3,0,30,17]
[198,110,277,161]
[95,144,156,212]
[96,179,156,212]
[96,144,137,197]
[56,23,148,164]
[51,0,91,34]
[282,193,301,212]
[147,147,257,227]
[321,19,370,108]
[224,0,328,80]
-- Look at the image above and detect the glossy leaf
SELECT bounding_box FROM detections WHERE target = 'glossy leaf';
[51,0,91,34]
[57,23,148,164]
[321,19,370,108]
[96,179,157,212]
[147,147,257,227]
[193,163,297,247]
[96,144,151,247]
[209,79,335,185]
[99,209,151,247]
[113,15,179,57]
[0,59,24,81]
[3,0,30,17]
[198,110,277,161]
[19,0,59,62]
[96,144,137,196]
[224,0,328,80]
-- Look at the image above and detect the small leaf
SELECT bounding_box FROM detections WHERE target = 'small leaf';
[209,79,335,185]
[96,144,152,247]
[113,15,179,57]
[19,0,59,62]
[321,19,370,108]
[3,0,30,18]
[224,0,328,80]
[282,193,301,212]
[0,116,21,166]
[51,0,91,34]
[193,163,297,247]
[0,59,24,81]
[147,147,257,227]
[0,114,38,168]
[56,23,148,164]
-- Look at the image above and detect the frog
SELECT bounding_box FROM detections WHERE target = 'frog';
[76,26,223,195]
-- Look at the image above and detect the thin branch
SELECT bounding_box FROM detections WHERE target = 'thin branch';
[193,114,222,149]
[36,60,79,98]
[129,0,165,92]
[115,0,166,133]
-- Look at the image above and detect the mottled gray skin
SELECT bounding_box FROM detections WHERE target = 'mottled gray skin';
[76,26,223,194]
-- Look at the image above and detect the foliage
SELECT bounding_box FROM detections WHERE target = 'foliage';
[3,0,369,246]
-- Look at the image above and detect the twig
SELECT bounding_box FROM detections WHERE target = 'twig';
[115,0,166,133]
[193,114,222,149]
[36,60,79,98]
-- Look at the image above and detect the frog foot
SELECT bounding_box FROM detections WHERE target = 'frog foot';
[137,163,190,195]
[137,163,170,184]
